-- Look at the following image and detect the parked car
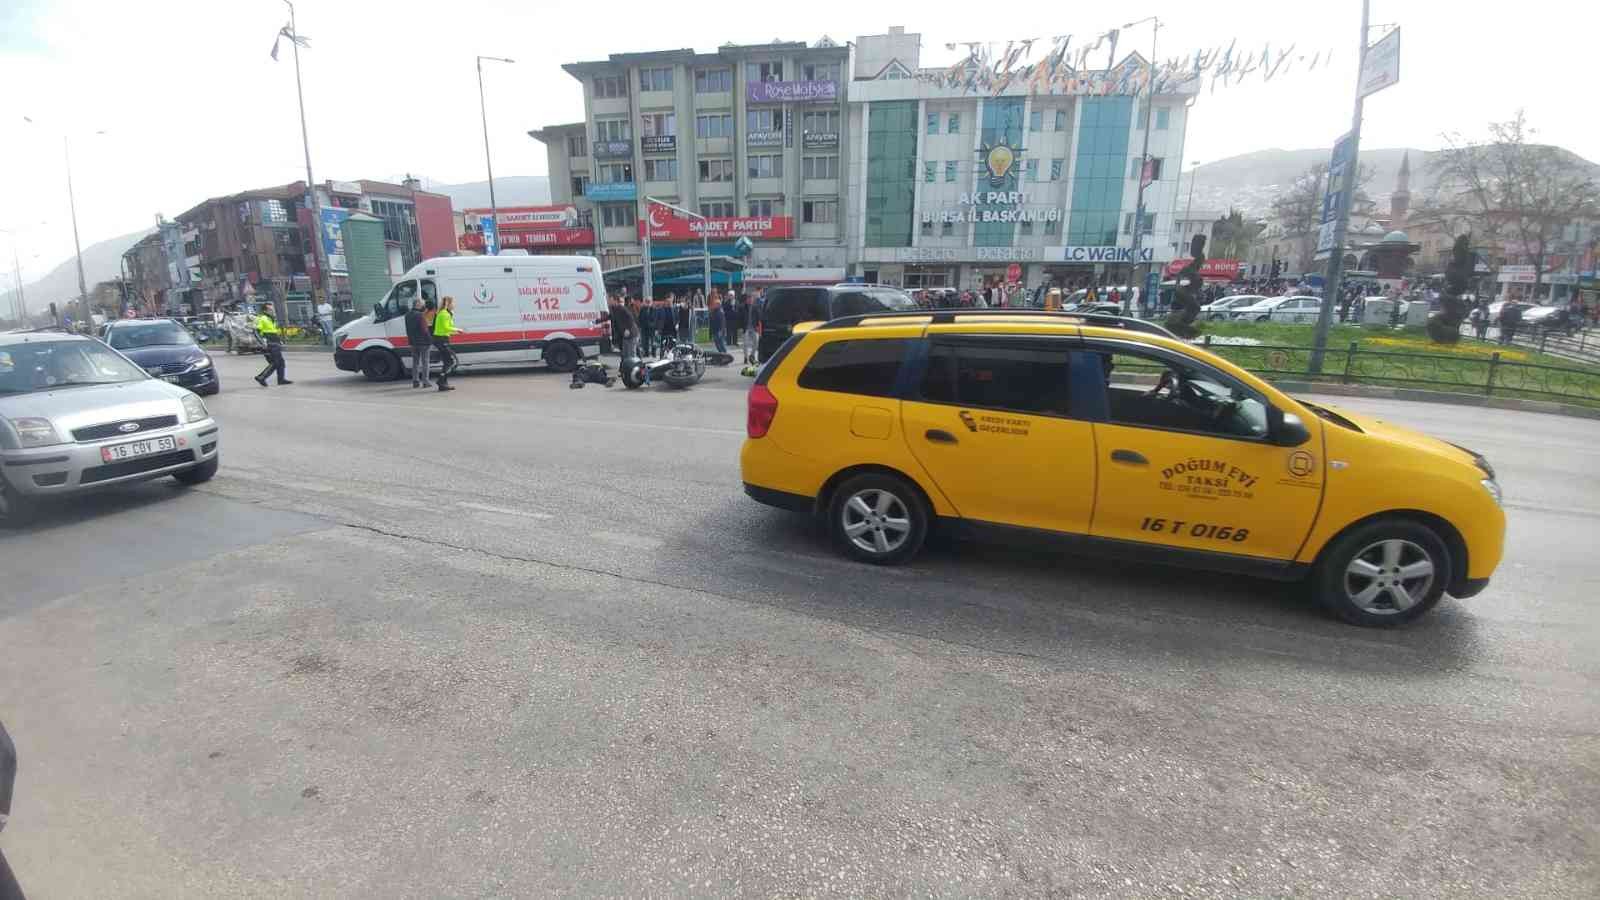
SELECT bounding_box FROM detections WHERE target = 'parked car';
[101,318,220,395]
[739,310,1505,626]
[0,331,220,526]
[1521,304,1579,334]
[1228,296,1299,322]
[1264,296,1326,325]
[1200,295,1265,320]
[756,284,917,362]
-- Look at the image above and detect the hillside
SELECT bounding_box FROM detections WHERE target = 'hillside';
[416,175,551,210]
[1176,147,1428,220]
[2,226,153,326]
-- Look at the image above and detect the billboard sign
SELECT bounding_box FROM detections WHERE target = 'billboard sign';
[803,131,839,149]
[478,215,499,256]
[585,182,638,202]
[1359,28,1401,99]
[1061,245,1155,263]
[464,205,583,229]
[1316,130,1358,254]
[592,140,634,159]
[641,135,676,154]
[1164,257,1243,280]
[637,206,793,241]
[318,207,351,273]
[747,80,839,103]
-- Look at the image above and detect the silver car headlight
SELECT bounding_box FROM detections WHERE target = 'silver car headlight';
[1481,478,1502,507]
[9,416,64,448]
[181,393,209,423]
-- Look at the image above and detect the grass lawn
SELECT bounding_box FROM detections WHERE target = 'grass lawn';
[1189,321,1600,408]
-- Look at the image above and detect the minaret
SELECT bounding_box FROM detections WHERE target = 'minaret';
[1390,151,1411,229]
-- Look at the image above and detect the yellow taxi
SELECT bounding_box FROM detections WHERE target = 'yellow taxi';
[741,311,1506,626]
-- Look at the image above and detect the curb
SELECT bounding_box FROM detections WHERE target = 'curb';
[1263,379,1600,421]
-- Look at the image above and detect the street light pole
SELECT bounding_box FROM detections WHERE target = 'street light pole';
[1184,160,1201,231]
[62,137,92,325]
[646,196,711,341]
[0,228,26,323]
[1309,0,1371,374]
[283,0,334,322]
[477,55,515,254]
[1122,16,1160,317]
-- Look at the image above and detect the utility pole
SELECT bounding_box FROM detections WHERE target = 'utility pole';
[1310,0,1371,374]
[283,0,334,321]
[64,137,91,326]
[1123,16,1160,317]
[476,56,516,255]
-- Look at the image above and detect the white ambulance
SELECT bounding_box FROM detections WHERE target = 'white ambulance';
[332,254,606,380]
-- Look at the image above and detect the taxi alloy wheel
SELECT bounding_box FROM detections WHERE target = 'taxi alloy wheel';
[829,473,928,566]
[1316,518,1449,626]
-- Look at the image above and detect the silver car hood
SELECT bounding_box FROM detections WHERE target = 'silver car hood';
[1,379,191,433]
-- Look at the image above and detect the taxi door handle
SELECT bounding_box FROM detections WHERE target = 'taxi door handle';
[925,429,959,444]
[1110,449,1148,466]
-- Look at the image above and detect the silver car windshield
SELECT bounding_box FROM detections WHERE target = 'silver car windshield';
[0,341,149,394]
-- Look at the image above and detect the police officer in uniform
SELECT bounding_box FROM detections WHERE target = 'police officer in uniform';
[253,305,292,387]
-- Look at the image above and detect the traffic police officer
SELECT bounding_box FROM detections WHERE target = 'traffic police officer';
[253,305,292,387]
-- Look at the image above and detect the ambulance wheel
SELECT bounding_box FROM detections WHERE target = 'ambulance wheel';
[361,348,402,381]
[544,340,579,373]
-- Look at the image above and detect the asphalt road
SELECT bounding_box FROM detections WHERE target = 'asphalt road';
[2,350,1597,897]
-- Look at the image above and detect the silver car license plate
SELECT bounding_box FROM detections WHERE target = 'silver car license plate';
[162,375,182,383]
[101,435,177,463]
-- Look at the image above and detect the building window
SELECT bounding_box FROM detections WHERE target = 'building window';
[597,162,633,184]
[1155,107,1171,130]
[571,175,590,197]
[1055,109,1067,131]
[748,198,782,217]
[924,161,936,183]
[927,113,938,135]
[641,112,675,137]
[1050,158,1063,181]
[600,203,635,228]
[263,199,289,225]
[748,154,782,179]
[802,109,840,134]
[1122,212,1155,234]
[639,67,673,92]
[921,219,933,236]
[865,100,918,249]
[1030,110,1043,132]
[746,61,783,83]
[643,158,678,182]
[803,155,839,180]
[567,135,587,157]
[1025,159,1039,180]
[694,68,731,93]
[802,200,837,224]
[941,221,954,236]
[747,108,780,133]
[1019,220,1034,235]
[801,61,840,82]
[1045,218,1058,235]
[944,161,958,183]
[698,158,733,182]
[595,118,631,142]
[948,112,960,133]
[593,74,626,99]
[695,113,733,139]
[700,201,735,218]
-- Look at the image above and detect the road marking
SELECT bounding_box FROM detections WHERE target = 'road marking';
[458,501,554,520]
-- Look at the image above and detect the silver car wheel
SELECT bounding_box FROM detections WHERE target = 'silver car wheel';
[841,488,912,555]
[1344,538,1436,615]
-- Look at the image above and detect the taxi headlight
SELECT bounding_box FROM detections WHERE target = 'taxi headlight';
[181,393,209,423]
[10,417,63,448]
[1481,478,1502,507]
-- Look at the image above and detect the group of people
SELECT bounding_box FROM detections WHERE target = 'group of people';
[251,294,465,390]
[597,289,762,366]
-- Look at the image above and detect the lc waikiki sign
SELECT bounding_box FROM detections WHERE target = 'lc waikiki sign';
[1062,246,1156,263]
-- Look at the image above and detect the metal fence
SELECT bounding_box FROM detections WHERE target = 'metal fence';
[1195,336,1600,407]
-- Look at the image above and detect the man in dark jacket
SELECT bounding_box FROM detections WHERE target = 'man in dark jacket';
[657,298,677,346]
[601,295,638,361]
[404,298,432,388]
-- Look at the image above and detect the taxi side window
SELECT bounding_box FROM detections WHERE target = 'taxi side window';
[920,340,1071,415]
[1097,346,1269,439]
[796,339,909,398]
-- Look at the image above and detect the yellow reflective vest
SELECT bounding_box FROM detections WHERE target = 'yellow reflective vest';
[255,314,280,338]
[432,308,459,338]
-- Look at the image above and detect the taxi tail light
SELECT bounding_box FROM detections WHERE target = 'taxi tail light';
[747,384,779,438]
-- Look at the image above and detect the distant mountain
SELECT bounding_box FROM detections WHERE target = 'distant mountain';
[1176,147,1429,221]
[1,226,153,326]
[417,176,551,210]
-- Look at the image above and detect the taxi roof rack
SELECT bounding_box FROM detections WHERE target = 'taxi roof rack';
[816,309,1178,339]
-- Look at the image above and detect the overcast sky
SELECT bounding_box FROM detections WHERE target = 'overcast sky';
[2,0,1596,279]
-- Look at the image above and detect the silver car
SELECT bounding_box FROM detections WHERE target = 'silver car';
[0,332,219,526]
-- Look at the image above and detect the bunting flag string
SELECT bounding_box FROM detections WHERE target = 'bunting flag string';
[914,31,1335,98]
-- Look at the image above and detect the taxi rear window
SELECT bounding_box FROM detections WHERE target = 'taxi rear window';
[796,339,910,398]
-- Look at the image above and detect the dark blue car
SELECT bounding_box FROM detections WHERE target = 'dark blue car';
[102,318,220,395]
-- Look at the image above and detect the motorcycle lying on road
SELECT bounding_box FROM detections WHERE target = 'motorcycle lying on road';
[617,340,734,390]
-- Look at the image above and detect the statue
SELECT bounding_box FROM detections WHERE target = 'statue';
[1164,234,1207,338]
[1426,234,1473,344]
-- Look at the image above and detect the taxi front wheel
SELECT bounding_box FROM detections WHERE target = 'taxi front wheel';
[1314,518,1450,626]
[828,473,929,566]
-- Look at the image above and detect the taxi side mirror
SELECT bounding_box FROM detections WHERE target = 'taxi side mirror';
[1270,409,1311,447]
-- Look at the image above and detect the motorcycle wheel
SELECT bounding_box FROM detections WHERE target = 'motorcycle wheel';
[621,362,646,390]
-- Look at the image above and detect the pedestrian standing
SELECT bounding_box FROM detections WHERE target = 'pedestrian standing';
[657,298,677,347]
[405,298,432,388]
[637,296,655,356]
[1471,301,1489,340]
[253,305,292,386]
[724,289,741,349]
[601,294,638,363]
[432,296,464,391]
[708,295,727,353]
[316,297,335,345]
[741,294,759,364]
[1499,299,1522,345]
[676,297,692,347]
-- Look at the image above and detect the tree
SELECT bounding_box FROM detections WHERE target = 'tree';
[1270,161,1376,273]
[1420,111,1600,303]
[1209,208,1264,259]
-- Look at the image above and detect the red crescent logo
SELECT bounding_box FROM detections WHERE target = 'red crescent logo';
[577,282,594,304]
[649,207,666,229]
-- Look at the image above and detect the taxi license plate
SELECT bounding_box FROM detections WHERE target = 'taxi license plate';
[101,435,177,463]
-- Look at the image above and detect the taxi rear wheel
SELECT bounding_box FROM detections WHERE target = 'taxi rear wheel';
[827,473,928,566]
[1314,518,1450,626]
